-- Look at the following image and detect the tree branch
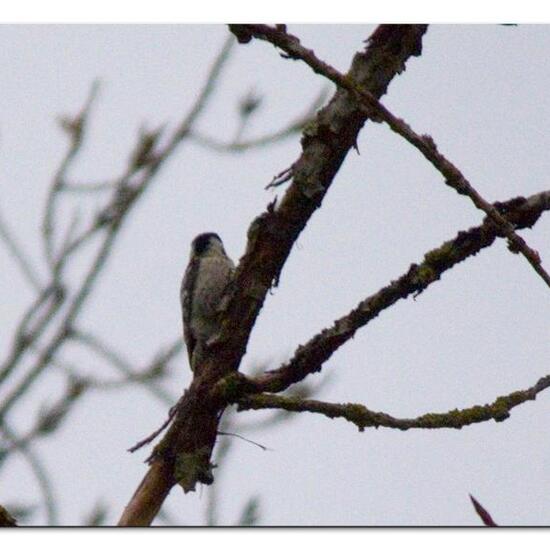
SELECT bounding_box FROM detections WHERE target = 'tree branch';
[1,35,234,424]
[0,283,65,386]
[0,207,42,291]
[0,423,58,525]
[71,330,179,405]
[213,24,428,375]
[234,24,550,291]
[43,80,100,269]
[118,25,428,526]
[251,191,550,394]
[189,88,328,153]
[235,370,550,430]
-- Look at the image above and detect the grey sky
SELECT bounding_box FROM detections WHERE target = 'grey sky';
[1,24,549,526]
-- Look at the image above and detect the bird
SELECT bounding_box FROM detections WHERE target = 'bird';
[180,233,235,372]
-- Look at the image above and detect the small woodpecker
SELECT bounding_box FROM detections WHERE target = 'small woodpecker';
[180,233,235,372]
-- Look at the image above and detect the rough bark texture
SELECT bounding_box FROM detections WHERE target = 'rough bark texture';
[118,25,428,526]
[250,192,550,394]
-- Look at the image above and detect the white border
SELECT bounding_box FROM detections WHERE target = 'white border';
[2,1,550,23]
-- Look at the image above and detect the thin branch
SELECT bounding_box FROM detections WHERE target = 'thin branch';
[61,181,115,193]
[2,376,89,453]
[251,191,550,394]
[189,87,328,153]
[43,80,100,269]
[235,496,260,526]
[0,228,118,421]
[0,29,230,415]
[169,34,235,145]
[0,283,64,386]
[2,339,175,456]
[0,424,58,525]
[217,431,271,452]
[0,208,42,291]
[235,372,550,431]
[55,208,82,262]
[127,401,180,453]
[82,501,109,526]
[235,24,550,290]
[238,373,333,432]
[72,330,179,405]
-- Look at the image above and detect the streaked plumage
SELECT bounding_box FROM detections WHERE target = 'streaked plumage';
[180,233,234,371]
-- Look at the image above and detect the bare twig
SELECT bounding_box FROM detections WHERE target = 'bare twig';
[0,424,58,525]
[82,501,109,526]
[55,209,82,262]
[217,431,271,452]
[0,228,118,421]
[3,376,89,453]
[61,181,115,193]
[0,208,42,290]
[236,24,550,290]
[1,34,232,421]
[72,330,179,405]
[0,283,64,386]
[190,87,328,153]
[168,35,235,145]
[43,80,100,269]
[236,496,260,526]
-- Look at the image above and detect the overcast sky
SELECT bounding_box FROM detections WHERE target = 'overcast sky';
[1,24,550,526]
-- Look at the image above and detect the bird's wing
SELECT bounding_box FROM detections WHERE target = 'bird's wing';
[181,259,198,362]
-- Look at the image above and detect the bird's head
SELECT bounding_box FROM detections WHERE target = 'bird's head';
[191,232,225,257]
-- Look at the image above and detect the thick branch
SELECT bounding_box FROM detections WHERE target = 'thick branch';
[118,460,174,526]
[214,25,427,375]
[235,24,550,290]
[252,191,550,393]
[0,505,17,527]
[118,25,428,526]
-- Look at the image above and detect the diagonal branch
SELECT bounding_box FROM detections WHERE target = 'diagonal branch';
[235,371,550,431]
[71,330,179,405]
[118,25,428,526]
[1,423,58,525]
[0,283,65,386]
[0,208,42,291]
[43,80,100,269]
[251,191,550,393]
[0,35,234,422]
[189,88,328,153]
[234,24,550,290]
[1,376,89,454]
[212,25,428,376]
